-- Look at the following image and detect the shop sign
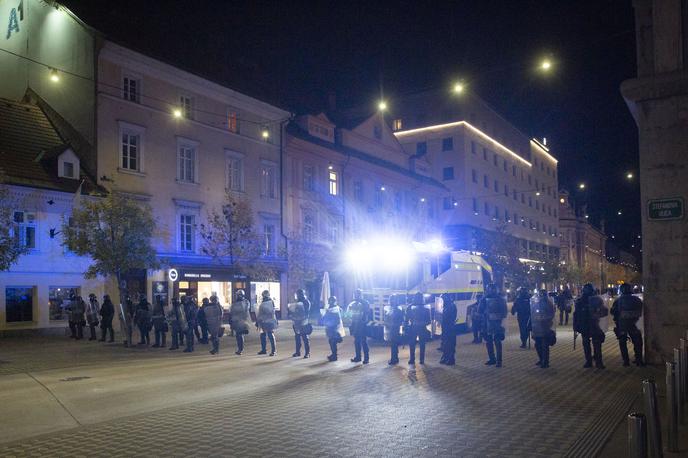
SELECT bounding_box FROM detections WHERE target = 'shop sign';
[648,197,684,221]
[169,267,247,282]
[168,269,179,281]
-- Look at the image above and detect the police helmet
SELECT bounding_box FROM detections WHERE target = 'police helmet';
[328,296,337,306]
[236,289,245,298]
[261,290,271,299]
[619,283,632,295]
[582,283,595,295]
[202,297,210,305]
[486,283,498,295]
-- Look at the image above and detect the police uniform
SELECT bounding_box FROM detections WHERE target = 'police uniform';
[530,291,556,368]
[69,297,86,340]
[511,289,531,348]
[86,296,100,341]
[573,285,608,369]
[384,295,405,365]
[556,288,573,325]
[478,287,508,367]
[134,298,152,345]
[151,299,168,348]
[611,287,644,366]
[405,295,431,365]
[323,298,344,361]
[183,298,198,352]
[204,297,224,355]
[440,295,458,365]
[99,296,115,342]
[229,296,251,355]
[289,291,311,358]
[469,295,484,344]
[167,300,186,350]
[256,295,278,356]
[348,294,371,363]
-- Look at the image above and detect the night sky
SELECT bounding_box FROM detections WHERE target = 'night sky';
[62,0,641,257]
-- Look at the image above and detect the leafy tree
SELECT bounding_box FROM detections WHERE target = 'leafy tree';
[474,223,529,288]
[286,235,336,288]
[0,171,26,271]
[200,192,281,280]
[62,192,159,304]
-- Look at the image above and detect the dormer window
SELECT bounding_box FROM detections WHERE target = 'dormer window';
[62,161,75,178]
[57,149,80,180]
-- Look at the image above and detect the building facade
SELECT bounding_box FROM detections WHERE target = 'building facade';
[621,0,688,363]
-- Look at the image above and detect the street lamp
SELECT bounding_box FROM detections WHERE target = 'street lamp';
[578,183,586,190]
[453,82,465,94]
[49,68,60,83]
[378,100,387,111]
[626,172,634,179]
[172,108,183,118]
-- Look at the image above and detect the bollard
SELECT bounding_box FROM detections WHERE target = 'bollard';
[643,379,663,458]
[666,361,678,452]
[628,412,648,458]
[675,348,685,424]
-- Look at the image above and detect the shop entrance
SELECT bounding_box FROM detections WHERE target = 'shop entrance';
[169,267,251,311]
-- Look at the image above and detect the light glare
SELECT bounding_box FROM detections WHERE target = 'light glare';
[378,100,387,111]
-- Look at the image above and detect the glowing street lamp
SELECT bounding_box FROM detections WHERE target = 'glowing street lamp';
[540,59,552,71]
[261,129,270,140]
[578,183,586,190]
[617,210,622,215]
[378,100,387,111]
[49,68,60,83]
[172,108,183,118]
[626,172,634,179]
[453,82,465,94]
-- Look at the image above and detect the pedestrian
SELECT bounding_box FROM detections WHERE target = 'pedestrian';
[167,298,186,351]
[478,283,508,367]
[573,283,608,369]
[323,296,344,362]
[288,289,311,359]
[511,287,531,349]
[229,290,251,355]
[119,296,135,347]
[204,295,224,355]
[384,293,405,365]
[556,286,573,326]
[256,290,278,356]
[99,294,115,342]
[151,296,168,348]
[348,288,371,364]
[439,293,457,365]
[86,293,100,341]
[196,299,209,344]
[405,292,431,365]
[469,293,484,344]
[183,296,197,353]
[530,289,556,368]
[610,283,644,367]
[69,295,86,340]
[134,294,151,345]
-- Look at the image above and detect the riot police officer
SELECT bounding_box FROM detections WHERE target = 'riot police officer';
[182,296,198,353]
[478,283,507,367]
[440,293,457,365]
[323,296,344,361]
[289,289,311,358]
[348,289,371,364]
[531,289,556,368]
[469,293,484,344]
[256,290,278,356]
[573,283,608,369]
[99,294,115,342]
[167,298,186,350]
[151,296,168,348]
[229,290,251,355]
[86,294,100,341]
[134,294,152,346]
[511,287,531,349]
[611,283,644,367]
[120,296,135,347]
[196,300,209,344]
[557,287,573,326]
[204,295,224,355]
[384,294,405,365]
[405,292,431,365]
[69,296,86,340]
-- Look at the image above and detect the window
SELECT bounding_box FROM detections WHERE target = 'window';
[49,287,80,321]
[327,219,338,244]
[483,175,489,188]
[493,154,498,167]
[6,287,33,323]
[513,165,517,177]
[303,165,315,192]
[261,163,277,199]
[180,95,194,119]
[529,196,533,207]
[442,137,453,151]
[484,202,490,215]
[504,184,509,196]
[444,197,452,210]
[353,180,364,202]
[536,200,540,210]
[483,147,488,160]
[62,161,75,179]
[227,110,239,133]
[179,214,195,252]
[328,170,338,196]
[505,210,510,222]
[13,211,36,249]
[303,210,315,242]
[264,224,275,256]
[416,142,427,155]
[472,169,477,183]
[121,132,140,171]
[178,145,196,183]
[513,190,517,200]
[472,198,478,213]
[443,167,454,181]
[494,180,499,192]
[528,174,532,185]
[393,119,403,131]
[123,76,140,103]
[394,193,403,212]
[471,141,477,155]
[226,156,244,191]
[503,160,508,172]
[521,194,525,204]
[513,212,518,225]
[494,206,500,220]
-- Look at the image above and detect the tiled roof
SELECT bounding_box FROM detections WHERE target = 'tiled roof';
[0,98,99,194]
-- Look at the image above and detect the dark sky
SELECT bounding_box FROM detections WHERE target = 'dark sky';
[62,0,641,256]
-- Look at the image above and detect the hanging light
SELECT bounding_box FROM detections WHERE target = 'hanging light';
[261,128,270,140]
[49,68,60,83]
[173,108,183,118]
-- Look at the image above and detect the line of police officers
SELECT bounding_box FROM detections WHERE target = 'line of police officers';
[68,281,644,369]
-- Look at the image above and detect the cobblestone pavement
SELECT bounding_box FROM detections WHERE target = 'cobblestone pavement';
[0,317,654,457]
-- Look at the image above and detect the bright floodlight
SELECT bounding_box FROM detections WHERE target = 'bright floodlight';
[427,238,445,255]
[173,108,183,118]
[378,100,387,111]
[617,210,622,215]
[578,183,586,190]
[453,82,465,94]
[559,198,565,203]
[380,240,414,271]
[540,59,552,71]
[626,172,633,179]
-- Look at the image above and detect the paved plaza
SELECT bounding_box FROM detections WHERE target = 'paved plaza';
[0,316,669,457]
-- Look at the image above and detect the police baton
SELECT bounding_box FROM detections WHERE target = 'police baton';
[527,317,531,350]
[573,330,577,351]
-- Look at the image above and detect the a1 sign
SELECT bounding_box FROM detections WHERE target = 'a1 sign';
[648,197,684,221]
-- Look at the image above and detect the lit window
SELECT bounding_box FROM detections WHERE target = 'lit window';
[121,132,140,171]
[393,119,403,131]
[179,214,195,252]
[227,156,244,191]
[49,287,80,321]
[227,111,239,132]
[180,95,194,119]
[5,287,33,323]
[329,170,338,196]
[123,76,140,103]
[13,211,36,249]
[178,145,195,183]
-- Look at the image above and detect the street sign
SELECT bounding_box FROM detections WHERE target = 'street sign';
[648,197,684,221]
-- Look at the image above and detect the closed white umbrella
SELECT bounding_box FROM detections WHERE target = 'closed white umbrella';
[320,271,331,316]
